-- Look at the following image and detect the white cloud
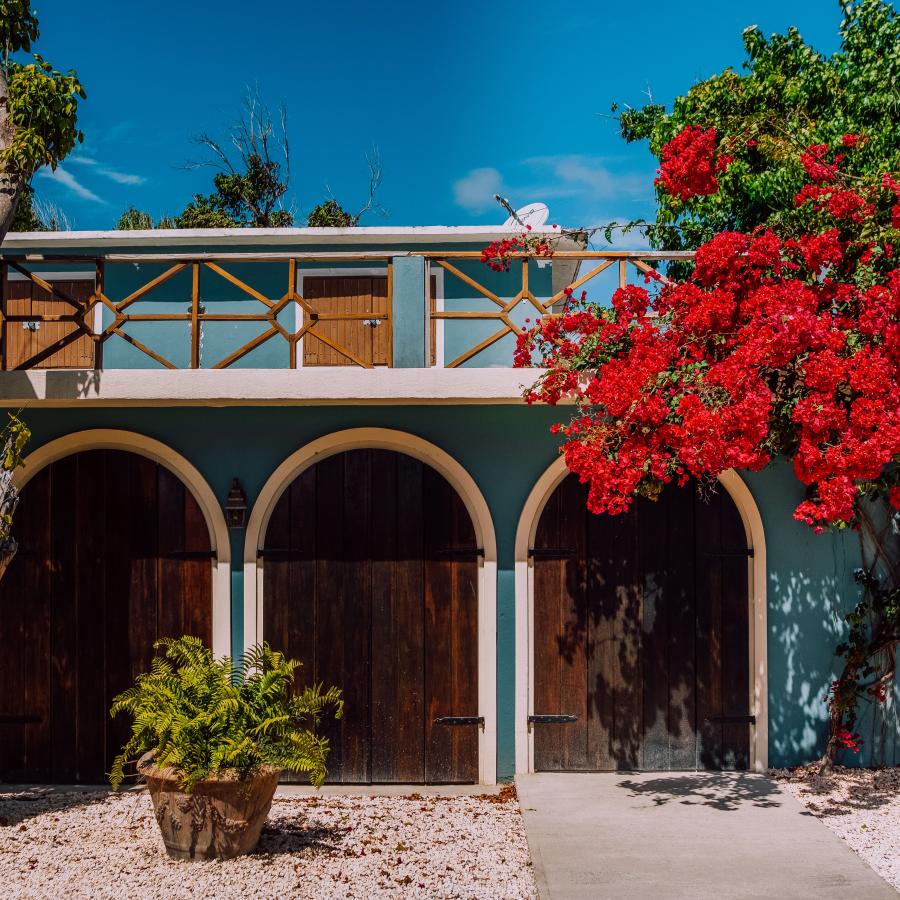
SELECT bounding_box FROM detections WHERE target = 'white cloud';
[37,166,106,203]
[453,155,651,216]
[452,167,504,214]
[68,156,146,185]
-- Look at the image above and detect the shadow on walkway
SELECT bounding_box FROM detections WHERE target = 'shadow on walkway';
[616,772,785,811]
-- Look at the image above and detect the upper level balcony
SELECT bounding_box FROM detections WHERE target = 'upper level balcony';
[0,227,693,405]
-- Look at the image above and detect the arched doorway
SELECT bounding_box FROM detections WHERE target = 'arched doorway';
[0,449,215,784]
[527,472,757,772]
[260,448,481,784]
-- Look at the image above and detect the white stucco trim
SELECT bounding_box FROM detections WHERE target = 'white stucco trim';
[2,224,573,249]
[0,367,544,406]
[513,457,768,774]
[244,427,498,784]
[13,428,231,658]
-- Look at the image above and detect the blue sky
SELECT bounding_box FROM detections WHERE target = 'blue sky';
[31,0,848,233]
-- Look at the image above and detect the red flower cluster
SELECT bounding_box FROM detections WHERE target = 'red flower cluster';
[655,126,732,201]
[481,227,553,272]
[833,728,863,753]
[511,136,900,530]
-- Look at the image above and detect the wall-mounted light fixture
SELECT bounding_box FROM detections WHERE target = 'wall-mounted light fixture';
[225,478,248,529]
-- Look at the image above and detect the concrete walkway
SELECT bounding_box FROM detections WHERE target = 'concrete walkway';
[516,772,897,900]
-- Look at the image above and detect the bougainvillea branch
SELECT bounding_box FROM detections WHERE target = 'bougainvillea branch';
[500,125,900,768]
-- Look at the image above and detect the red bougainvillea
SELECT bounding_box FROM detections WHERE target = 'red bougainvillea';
[654,125,733,201]
[511,132,900,533]
[500,128,900,767]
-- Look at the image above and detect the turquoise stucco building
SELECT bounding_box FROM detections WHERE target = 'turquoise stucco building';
[0,225,895,784]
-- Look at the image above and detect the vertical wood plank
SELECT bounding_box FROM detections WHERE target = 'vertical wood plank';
[46,455,77,782]
[424,462,454,782]
[74,452,106,782]
[695,490,724,770]
[640,494,671,769]
[667,485,697,769]
[532,485,562,770]
[314,453,347,781]
[448,474,479,783]
[340,450,372,782]
[157,466,186,641]
[103,451,137,779]
[720,492,751,769]
[369,451,403,781]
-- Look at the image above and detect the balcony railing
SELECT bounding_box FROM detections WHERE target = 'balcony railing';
[0,249,695,371]
[423,250,694,368]
[0,252,395,371]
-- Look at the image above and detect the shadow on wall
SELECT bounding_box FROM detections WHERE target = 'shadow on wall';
[0,369,102,402]
[768,564,900,768]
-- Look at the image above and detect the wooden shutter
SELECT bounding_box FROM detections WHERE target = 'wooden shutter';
[302,276,388,366]
[3,278,95,369]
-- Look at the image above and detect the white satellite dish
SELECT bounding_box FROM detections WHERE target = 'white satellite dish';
[503,201,549,229]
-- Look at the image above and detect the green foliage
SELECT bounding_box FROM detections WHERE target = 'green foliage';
[2,56,85,176]
[110,636,343,792]
[10,183,42,230]
[115,207,175,230]
[306,198,354,227]
[175,155,294,229]
[618,0,900,254]
[0,412,30,547]
[0,1,39,55]
[116,206,154,230]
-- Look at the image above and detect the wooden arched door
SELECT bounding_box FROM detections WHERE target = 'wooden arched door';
[0,450,213,784]
[262,449,479,784]
[532,476,750,771]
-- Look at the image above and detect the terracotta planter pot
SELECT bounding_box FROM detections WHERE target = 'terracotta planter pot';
[138,755,282,861]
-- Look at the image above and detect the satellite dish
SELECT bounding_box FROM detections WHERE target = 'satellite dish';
[503,201,549,229]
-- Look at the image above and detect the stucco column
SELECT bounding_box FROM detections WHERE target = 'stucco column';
[391,256,426,367]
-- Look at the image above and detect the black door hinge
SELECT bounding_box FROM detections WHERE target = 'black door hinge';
[435,548,484,560]
[528,714,578,729]
[528,548,577,560]
[166,550,217,561]
[704,714,756,725]
[434,716,485,730]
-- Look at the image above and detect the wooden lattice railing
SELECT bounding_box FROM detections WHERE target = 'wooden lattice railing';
[425,251,694,368]
[0,253,394,370]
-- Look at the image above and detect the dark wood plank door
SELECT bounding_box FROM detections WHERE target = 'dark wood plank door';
[533,476,750,772]
[262,449,479,784]
[302,276,389,366]
[3,278,95,369]
[0,450,213,784]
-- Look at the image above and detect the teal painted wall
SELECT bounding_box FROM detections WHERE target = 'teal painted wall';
[6,404,897,774]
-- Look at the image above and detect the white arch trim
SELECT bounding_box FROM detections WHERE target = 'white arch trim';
[14,429,232,659]
[513,456,768,774]
[244,427,498,784]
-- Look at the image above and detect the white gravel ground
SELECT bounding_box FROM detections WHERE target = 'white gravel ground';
[774,766,900,893]
[0,786,536,899]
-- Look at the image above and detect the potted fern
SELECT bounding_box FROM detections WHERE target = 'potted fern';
[110,636,343,861]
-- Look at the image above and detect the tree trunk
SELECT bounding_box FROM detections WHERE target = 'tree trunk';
[0,66,25,245]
